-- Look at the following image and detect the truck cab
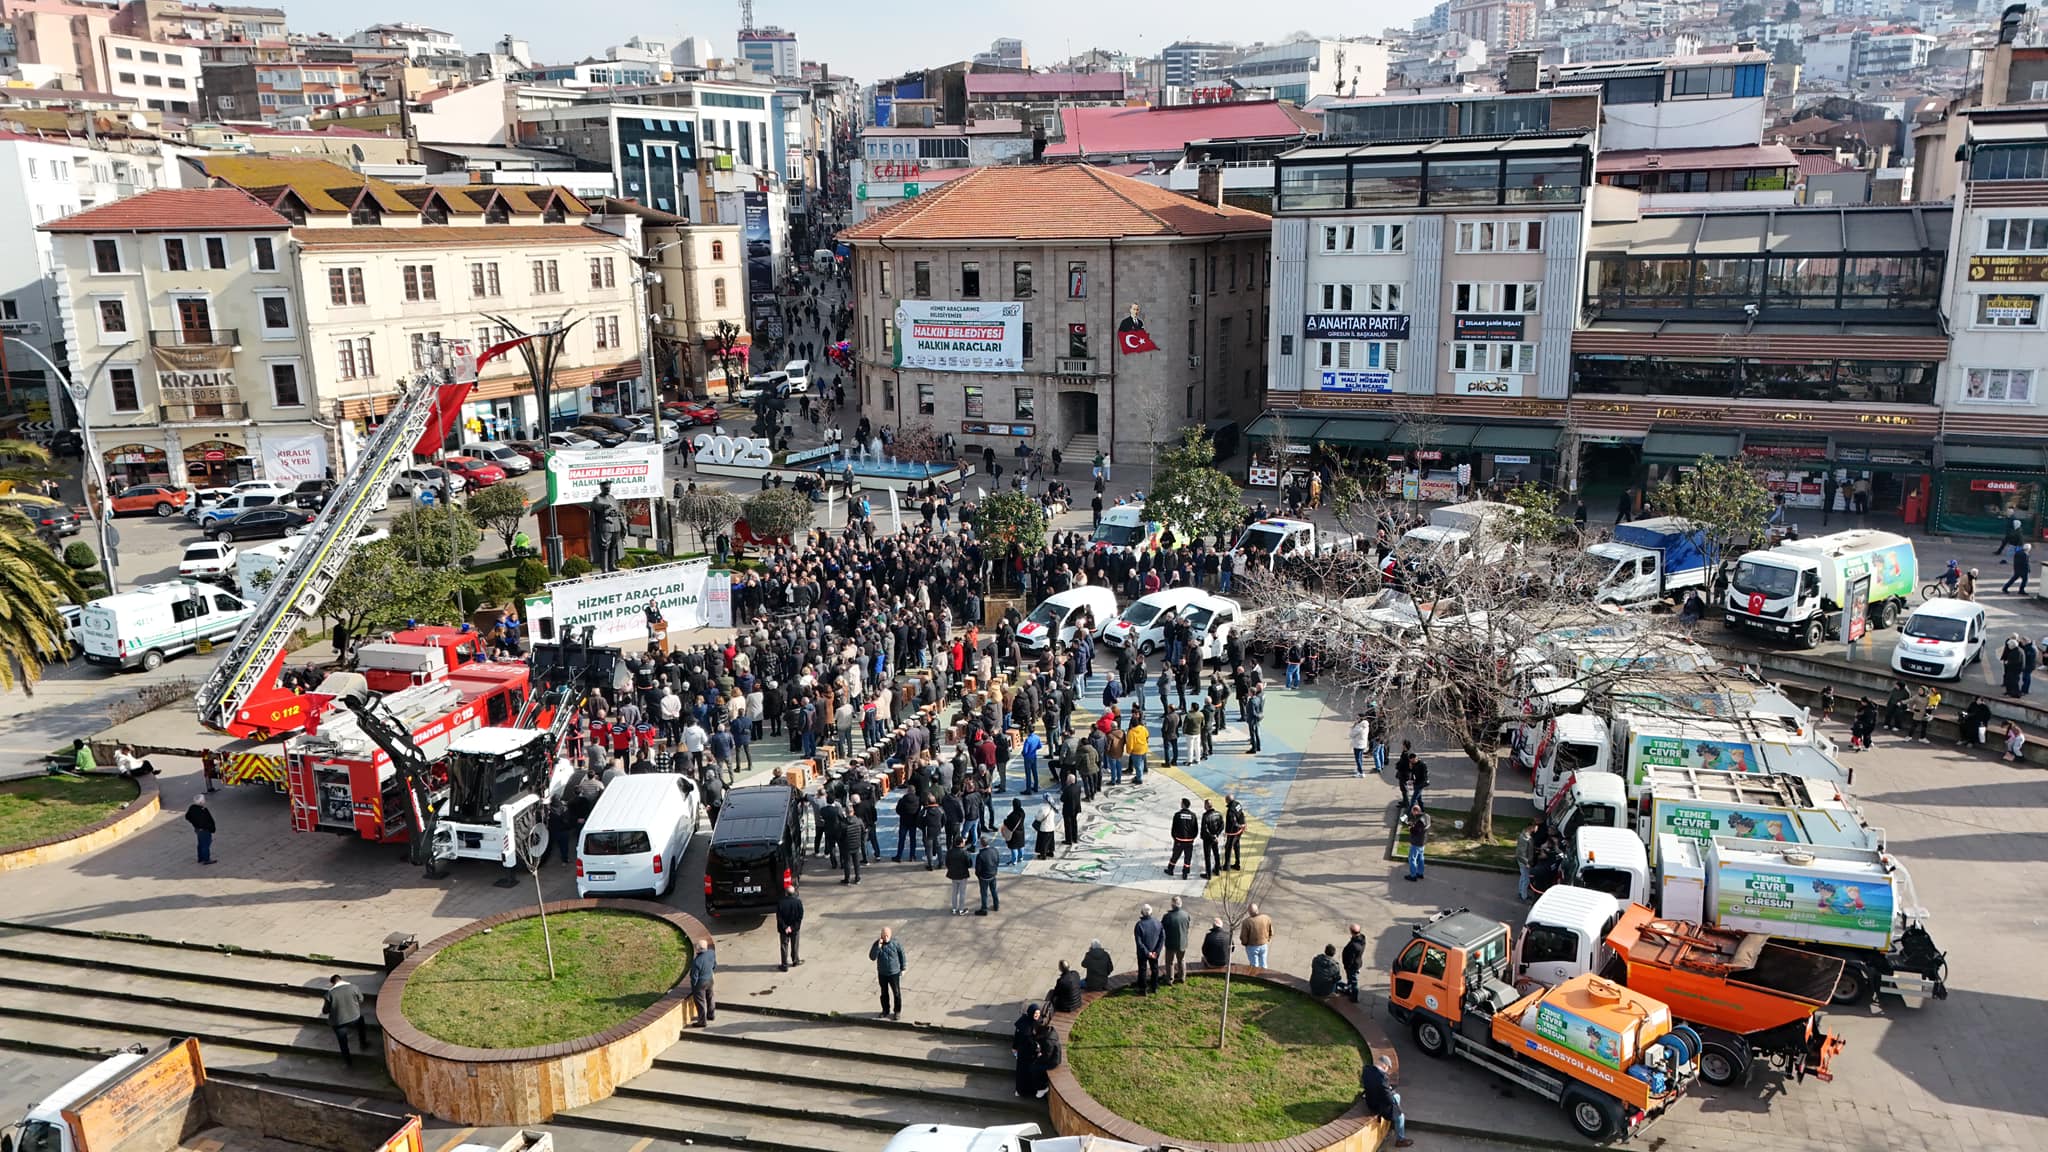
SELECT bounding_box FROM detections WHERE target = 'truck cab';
[1722,530,1915,648]
[1567,825,1651,905]
[1517,885,1625,990]
[1586,518,1710,606]
[1544,771,1628,841]
[1525,712,1612,807]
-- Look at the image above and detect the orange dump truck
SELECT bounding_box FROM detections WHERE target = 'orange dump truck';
[1388,910,1700,1142]
[1603,903,1846,1088]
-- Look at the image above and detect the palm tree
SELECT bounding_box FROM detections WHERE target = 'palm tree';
[0,439,83,694]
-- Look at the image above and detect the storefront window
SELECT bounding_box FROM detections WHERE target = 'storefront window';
[183,440,251,485]
[1625,259,1692,307]
[1424,159,1501,206]
[1942,473,2038,537]
[1349,161,1421,207]
[1574,356,1938,405]
[104,444,170,487]
[1277,164,1347,210]
[1013,387,1035,421]
[963,386,984,419]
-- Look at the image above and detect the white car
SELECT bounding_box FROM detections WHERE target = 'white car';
[458,442,533,475]
[1890,598,1986,680]
[547,431,599,451]
[390,467,466,499]
[627,424,682,446]
[178,541,237,581]
[736,371,788,404]
[1099,587,1211,655]
[782,359,811,393]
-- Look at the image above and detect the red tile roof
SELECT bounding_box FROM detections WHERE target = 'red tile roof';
[40,188,289,232]
[1796,152,1852,176]
[838,164,1269,242]
[1596,143,1798,174]
[1043,100,1318,158]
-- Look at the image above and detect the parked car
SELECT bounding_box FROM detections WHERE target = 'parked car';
[664,400,720,426]
[1890,598,1987,680]
[184,487,232,521]
[208,505,314,544]
[198,489,289,528]
[178,540,237,580]
[390,466,466,499]
[442,455,507,488]
[734,371,788,404]
[283,478,334,509]
[497,440,550,469]
[110,484,189,517]
[5,494,81,537]
[547,431,600,451]
[627,425,682,447]
[574,414,635,446]
[458,442,533,475]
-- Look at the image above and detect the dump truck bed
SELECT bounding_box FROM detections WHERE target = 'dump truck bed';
[1729,935,1843,1006]
[177,1126,327,1152]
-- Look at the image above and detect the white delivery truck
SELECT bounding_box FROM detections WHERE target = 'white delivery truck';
[1396,499,1518,566]
[235,538,298,602]
[80,582,256,672]
[1585,518,1712,606]
[1658,834,1947,1006]
[1722,529,1917,648]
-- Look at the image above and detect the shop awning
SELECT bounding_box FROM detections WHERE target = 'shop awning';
[1471,424,1563,453]
[1391,422,1479,449]
[1313,417,1395,446]
[1642,430,1740,462]
[1943,442,2048,470]
[1246,415,1282,437]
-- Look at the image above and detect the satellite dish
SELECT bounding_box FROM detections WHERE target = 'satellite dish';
[129,112,148,130]
[351,144,366,162]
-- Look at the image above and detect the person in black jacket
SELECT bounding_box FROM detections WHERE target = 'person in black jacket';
[944,838,974,914]
[1200,918,1232,967]
[1221,796,1246,871]
[920,798,946,871]
[838,801,865,885]
[974,839,1002,914]
[1081,939,1115,990]
[1030,1022,1063,1100]
[1048,960,1083,1012]
[1166,798,1199,879]
[1060,773,1083,846]
[185,795,216,865]
[775,884,804,970]
[1340,923,1367,1003]
[1359,1061,1413,1148]
[1133,904,1165,994]
[1199,799,1224,879]
[1011,1004,1042,1097]
[1310,944,1343,996]
[894,787,922,862]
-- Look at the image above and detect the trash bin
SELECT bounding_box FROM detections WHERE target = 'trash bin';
[382,932,419,972]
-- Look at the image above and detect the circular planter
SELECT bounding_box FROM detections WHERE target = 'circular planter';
[0,772,155,873]
[1047,966,1399,1152]
[380,899,710,1126]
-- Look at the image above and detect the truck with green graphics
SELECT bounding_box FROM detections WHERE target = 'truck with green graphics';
[1723,529,1917,648]
[1639,767,1878,865]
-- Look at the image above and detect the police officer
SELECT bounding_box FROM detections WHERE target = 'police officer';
[1199,799,1224,879]
[1222,794,1247,871]
[1166,798,1199,880]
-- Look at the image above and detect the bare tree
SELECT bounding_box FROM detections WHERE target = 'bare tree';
[1212,851,1280,1049]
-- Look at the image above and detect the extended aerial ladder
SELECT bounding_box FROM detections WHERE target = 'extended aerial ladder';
[194,366,477,740]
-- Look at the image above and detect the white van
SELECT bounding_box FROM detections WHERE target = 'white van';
[80,581,254,671]
[576,773,702,897]
[458,442,533,475]
[1017,586,1118,653]
[782,360,812,393]
[1088,505,1184,556]
[1181,593,1243,662]
[1099,587,1209,654]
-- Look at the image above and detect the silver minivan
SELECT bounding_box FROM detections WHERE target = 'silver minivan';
[458,442,532,475]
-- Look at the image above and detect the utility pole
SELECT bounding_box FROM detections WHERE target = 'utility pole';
[5,336,132,592]
[486,313,581,572]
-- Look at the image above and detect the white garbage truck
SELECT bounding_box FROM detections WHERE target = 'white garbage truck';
[1722,529,1917,648]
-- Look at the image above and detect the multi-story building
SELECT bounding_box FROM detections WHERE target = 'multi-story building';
[973,38,1027,70]
[1447,0,1537,49]
[42,187,315,488]
[117,1,285,44]
[1161,41,1232,88]
[842,164,1272,464]
[595,198,748,393]
[1593,143,1800,209]
[99,31,200,113]
[737,25,798,80]
[346,22,458,60]
[1261,86,1600,489]
[1545,50,1771,151]
[963,72,1125,134]
[850,120,1035,224]
[201,59,367,120]
[1804,27,1936,88]
[1197,37,1390,105]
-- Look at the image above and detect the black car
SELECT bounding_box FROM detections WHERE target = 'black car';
[573,414,635,446]
[703,784,809,915]
[285,478,335,508]
[208,505,314,543]
[30,504,80,537]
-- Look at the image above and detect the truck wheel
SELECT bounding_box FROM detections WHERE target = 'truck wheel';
[141,649,165,672]
[1562,1089,1622,1141]
[1876,599,1900,629]
[1699,1041,1751,1087]
[1801,619,1823,648]
[1411,1016,1450,1058]
[1831,961,1875,1006]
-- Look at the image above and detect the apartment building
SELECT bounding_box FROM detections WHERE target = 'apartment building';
[99,31,199,112]
[1545,50,1771,151]
[597,198,748,394]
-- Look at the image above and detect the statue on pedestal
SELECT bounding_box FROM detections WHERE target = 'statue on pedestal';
[590,480,626,573]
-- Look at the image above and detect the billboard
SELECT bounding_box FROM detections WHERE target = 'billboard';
[545,443,665,504]
[524,557,712,646]
[1303,313,1410,339]
[1715,864,1894,936]
[1453,315,1526,341]
[260,435,327,484]
[891,301,1025,372]
[1320,370,1394,393]
[1654,800,1811,846]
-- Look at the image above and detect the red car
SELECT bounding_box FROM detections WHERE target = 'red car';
[442,456,507,488]
[664,400,721,426]
[109,483,190,517]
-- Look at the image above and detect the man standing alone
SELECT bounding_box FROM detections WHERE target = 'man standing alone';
[185,795,217,865]
[1240,903,1274,968]
[1349,713,1372,777]
[323,975,367,1066]
[688,937,717,1025]
[1162,896,1192,985]
[1405,805,1430,881]
[870,927,906,1020]
[776,884,804,970]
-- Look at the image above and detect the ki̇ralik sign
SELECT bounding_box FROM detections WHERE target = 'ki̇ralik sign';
[523,557,711,645]
[545,443,665,503]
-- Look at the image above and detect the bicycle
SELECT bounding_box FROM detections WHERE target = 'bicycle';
[1920,581,1956,602]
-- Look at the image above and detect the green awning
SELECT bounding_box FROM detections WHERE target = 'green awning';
[1642,430,1740,463]
[1246,415,1281,437]
[1471,424,1563,452]
[1313,417,1395,446]
[1391,422,1479,449]
[1943,442,2047,470]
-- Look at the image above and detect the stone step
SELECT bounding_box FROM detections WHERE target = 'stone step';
[0,984,349,1059]
[560,1093,879,1152]
[662,1027,1020,1105]
[0,956,375,1025]
[0,923,386,998]
[0,1010,397,1098]
[683,1013,1014,1074]
[624,1062,1036,1133]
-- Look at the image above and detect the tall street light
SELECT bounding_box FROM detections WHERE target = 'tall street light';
[4,336,134,592]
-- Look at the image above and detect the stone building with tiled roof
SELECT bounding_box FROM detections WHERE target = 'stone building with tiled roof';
[839,164,1272,464]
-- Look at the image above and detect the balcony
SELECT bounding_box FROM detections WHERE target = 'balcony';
[160,400,249,424]
[150,328,240,349]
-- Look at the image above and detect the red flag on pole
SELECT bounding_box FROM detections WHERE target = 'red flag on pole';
[1118,327,1159,355]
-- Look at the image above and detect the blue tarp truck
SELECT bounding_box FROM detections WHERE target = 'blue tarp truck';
[1587,517,1712,606]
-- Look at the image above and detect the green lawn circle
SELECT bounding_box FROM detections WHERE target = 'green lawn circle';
[0,775,137,848]
[399,909,689,1049]
[1067,975,1368,1143]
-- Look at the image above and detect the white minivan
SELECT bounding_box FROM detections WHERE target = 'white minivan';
[80,581,255,671]
[458,442,533,475]
[1017,586,1118,653]
[576,773,703,897]
[782,359,812,393]
[1890,597,1986,680]
[1099,587,1209,655]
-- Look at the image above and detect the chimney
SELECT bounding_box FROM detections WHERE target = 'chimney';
[1736,39,1757,53]
[1197,162,1223,207]
[1505,51,1540,93]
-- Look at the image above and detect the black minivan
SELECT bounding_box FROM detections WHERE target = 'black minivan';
[703,784,808,915]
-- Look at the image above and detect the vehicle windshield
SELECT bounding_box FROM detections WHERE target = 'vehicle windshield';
[1903,614,1968,642]
[1093,521,1146,546]
[1238,525,1287,554]
[1184,606,1217,631]
[1119,603,1162,627]
[583,830,651,855]
[1023,601,1065,628]
[1731,560,1800,598]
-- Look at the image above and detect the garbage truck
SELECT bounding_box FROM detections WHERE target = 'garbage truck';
[1722,529,1916,648]
[2,1039,423,1152]
[1657,834,1948,1006]
[1586,518,1712,606]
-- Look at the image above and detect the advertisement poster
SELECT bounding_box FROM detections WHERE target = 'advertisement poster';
[524,558,711,646]
[1630,733,1758,785]
[1844,572,1870,645]
[546,444,665,504]
[1763,470,1825,509]
[1715,865,1894,936]
[891,301,1024,372]
[1531,1001,1624,1070]
[1453,315,1525,341]
[1655,801,1811,845]
[704,569,733,629]
[1418,473,1459,502]
[1454,373,1524,397]
[1321,370,1394,393]
[260,435,327,485]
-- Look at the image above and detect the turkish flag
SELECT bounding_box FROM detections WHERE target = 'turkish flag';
[1118,327,1159,355]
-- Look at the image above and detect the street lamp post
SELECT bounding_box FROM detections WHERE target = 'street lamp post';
[4,336,134,593]
[633,239,686,558]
